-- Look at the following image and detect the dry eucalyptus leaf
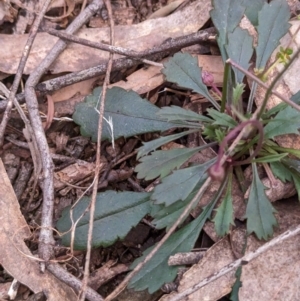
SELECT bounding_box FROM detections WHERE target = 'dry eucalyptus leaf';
[238,198,300,300]
[160,198,300,301]
[0,0,212,74]
[159,237,236,301]
[0,159,77,301]
[244,177,296,202]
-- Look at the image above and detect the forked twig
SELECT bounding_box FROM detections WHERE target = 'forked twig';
[24,0,103,266]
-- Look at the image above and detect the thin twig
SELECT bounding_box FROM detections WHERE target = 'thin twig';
[24,0,104,268]
[168,224,300,301]
[227,58,300,113]
[47,263,103,301]
[0,27,216,110]
[0,0,52,147]
[79,0,114,300]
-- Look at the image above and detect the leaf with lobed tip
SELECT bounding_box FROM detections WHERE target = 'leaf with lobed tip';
[72,86,177,142]
[56,191,151,250]
[245,164,277,240]
[226,27,253,84]
[162,53,220,109]
[151,159,214,206]
[210,0,245,62]
[135,143,215,180]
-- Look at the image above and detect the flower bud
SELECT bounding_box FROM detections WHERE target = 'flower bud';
[202,70,215,86]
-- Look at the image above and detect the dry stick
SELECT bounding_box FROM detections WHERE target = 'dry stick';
[23,0,103,268]
[0,27,216,110]
[45,29,164,67]
[0,0,52,148]
[47,263,103,301]
[169,224,300,301]
[227,59,300,113]
[79,0,114,300]
[46,26,216,59]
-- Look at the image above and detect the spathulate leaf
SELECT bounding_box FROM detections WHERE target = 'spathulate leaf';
[210,0,245,61]
[72,87,176,142]
[135,144,214,180]
[157,105,213,124]
[151,160,214,206]
[207,108,238,129]
[213,171,234,236]
[241,0,265,26]
[264,105,300,139]
[255,0,290,69]
[56,191,151,250]
[245,164,277,240]
[129,196,218,293]
[162,53,219,109]
[137,130,196,159]
[226,27,253,83]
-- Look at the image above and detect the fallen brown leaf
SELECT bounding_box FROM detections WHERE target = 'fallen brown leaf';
[0,159,77,301]
[0,0,212,74]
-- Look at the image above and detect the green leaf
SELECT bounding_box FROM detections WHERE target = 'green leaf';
[151,160,214,206]
[137,130,196,159]
[152,191,198,230]
[241,0,265,26]
[56,191,151,250]
[162,53,220,109]
[255,0,290,69]
[290,171,300,201]
[264,91,300,118]
[245,164,277,240]
[230,266,243,301]
[135,144,214,180]
[226,27,253,84]
[157,105,212,124]
[251,153,288,163]
[129,196,219,293]
[207,108,238,128]
[270,161,292,182]
[213,171,234,236]
[283,158,300,174]
[72,87,176,142]
[210,0,245,62]
[264,106,300,139]
[233,83,246,106]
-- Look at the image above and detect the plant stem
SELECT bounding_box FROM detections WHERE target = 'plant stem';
[221,61,230,113]
[226,59,300,114]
